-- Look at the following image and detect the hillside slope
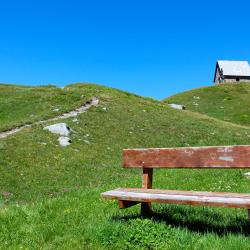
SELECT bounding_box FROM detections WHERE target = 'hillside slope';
[0,83,94,132]
[164,83,250,126]
[0,83,250,249]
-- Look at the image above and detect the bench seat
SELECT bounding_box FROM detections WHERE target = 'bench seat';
[102,188,250,209]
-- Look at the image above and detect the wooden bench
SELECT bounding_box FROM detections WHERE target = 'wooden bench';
[101,145,250,220]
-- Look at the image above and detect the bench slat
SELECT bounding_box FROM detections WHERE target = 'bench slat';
[102,188,250,209]
[115,188,250,199]
[123,145,250,168]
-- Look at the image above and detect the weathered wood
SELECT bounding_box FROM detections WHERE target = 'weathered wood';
[102,145,250,220]
[117,188,250,199]
[118,200,139,209]
[142,168,153,189]
[101,188,250,209]
[123,145,250,168]
[141,168,153,216]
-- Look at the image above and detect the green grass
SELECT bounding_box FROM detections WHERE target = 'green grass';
[0,83,249,249]
[0,83,94,132]
[164,82,250,126]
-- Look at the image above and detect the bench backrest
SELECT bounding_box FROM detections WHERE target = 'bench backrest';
[123,145,250,169]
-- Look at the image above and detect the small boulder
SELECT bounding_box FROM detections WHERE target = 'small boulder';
[244,172,250,179]
[193,96,200,100]
[92,97,99,106]
[83,140,90,144]
[1,191,13,198]
[168,103,186,110]
[58,136,71,147]
[44,123,71,136]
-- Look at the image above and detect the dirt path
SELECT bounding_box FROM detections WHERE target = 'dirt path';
[0,97,99,139]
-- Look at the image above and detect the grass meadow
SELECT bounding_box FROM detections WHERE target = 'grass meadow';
[0,83,249,249]
[164,82,250,126]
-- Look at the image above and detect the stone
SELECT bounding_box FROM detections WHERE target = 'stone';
[244,172,250,179]
[58,136,71,147]
[92,97,99,106]
[39,142,47,145]
[44,123,71,136]
[83,140,90,144]
[168,103,186,110]
[193,96,200,100]
[1,191,13,198]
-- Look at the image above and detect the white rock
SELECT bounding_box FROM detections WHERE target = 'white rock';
[39,142,47,145]
[92,97,99,106]
[53,108,59,112]
[58,136,71,147]
[244,172,250,179]
[102,107,107,111]
[72,118,78,122]
[44,123,71,136]
[168,103,186,110]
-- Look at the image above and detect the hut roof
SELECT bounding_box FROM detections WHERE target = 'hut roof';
[217,60,250,76]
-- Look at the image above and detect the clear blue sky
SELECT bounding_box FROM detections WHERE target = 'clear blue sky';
[1,0,250,99]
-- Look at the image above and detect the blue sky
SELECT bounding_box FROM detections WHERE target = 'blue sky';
[0,0,250,99]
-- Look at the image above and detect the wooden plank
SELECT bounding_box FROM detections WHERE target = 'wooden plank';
[118,200,139,209]
[123,145,250,168]
[117,188,250,199]
[141,168,153,216]
[101,189,250,209]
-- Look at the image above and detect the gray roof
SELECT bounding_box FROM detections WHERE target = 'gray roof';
[218,60,250,76]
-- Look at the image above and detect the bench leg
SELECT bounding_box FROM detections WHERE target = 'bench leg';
[141,168,153,217]
[248,209,250,221]
[118,200,139,209]
[141,202,152,217]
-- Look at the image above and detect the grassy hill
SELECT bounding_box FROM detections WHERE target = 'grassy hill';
[0,83,94,132]
[164,83,250,126]
[0,83,249,249]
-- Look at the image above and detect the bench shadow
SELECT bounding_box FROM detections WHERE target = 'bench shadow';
[111,206,250,236]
